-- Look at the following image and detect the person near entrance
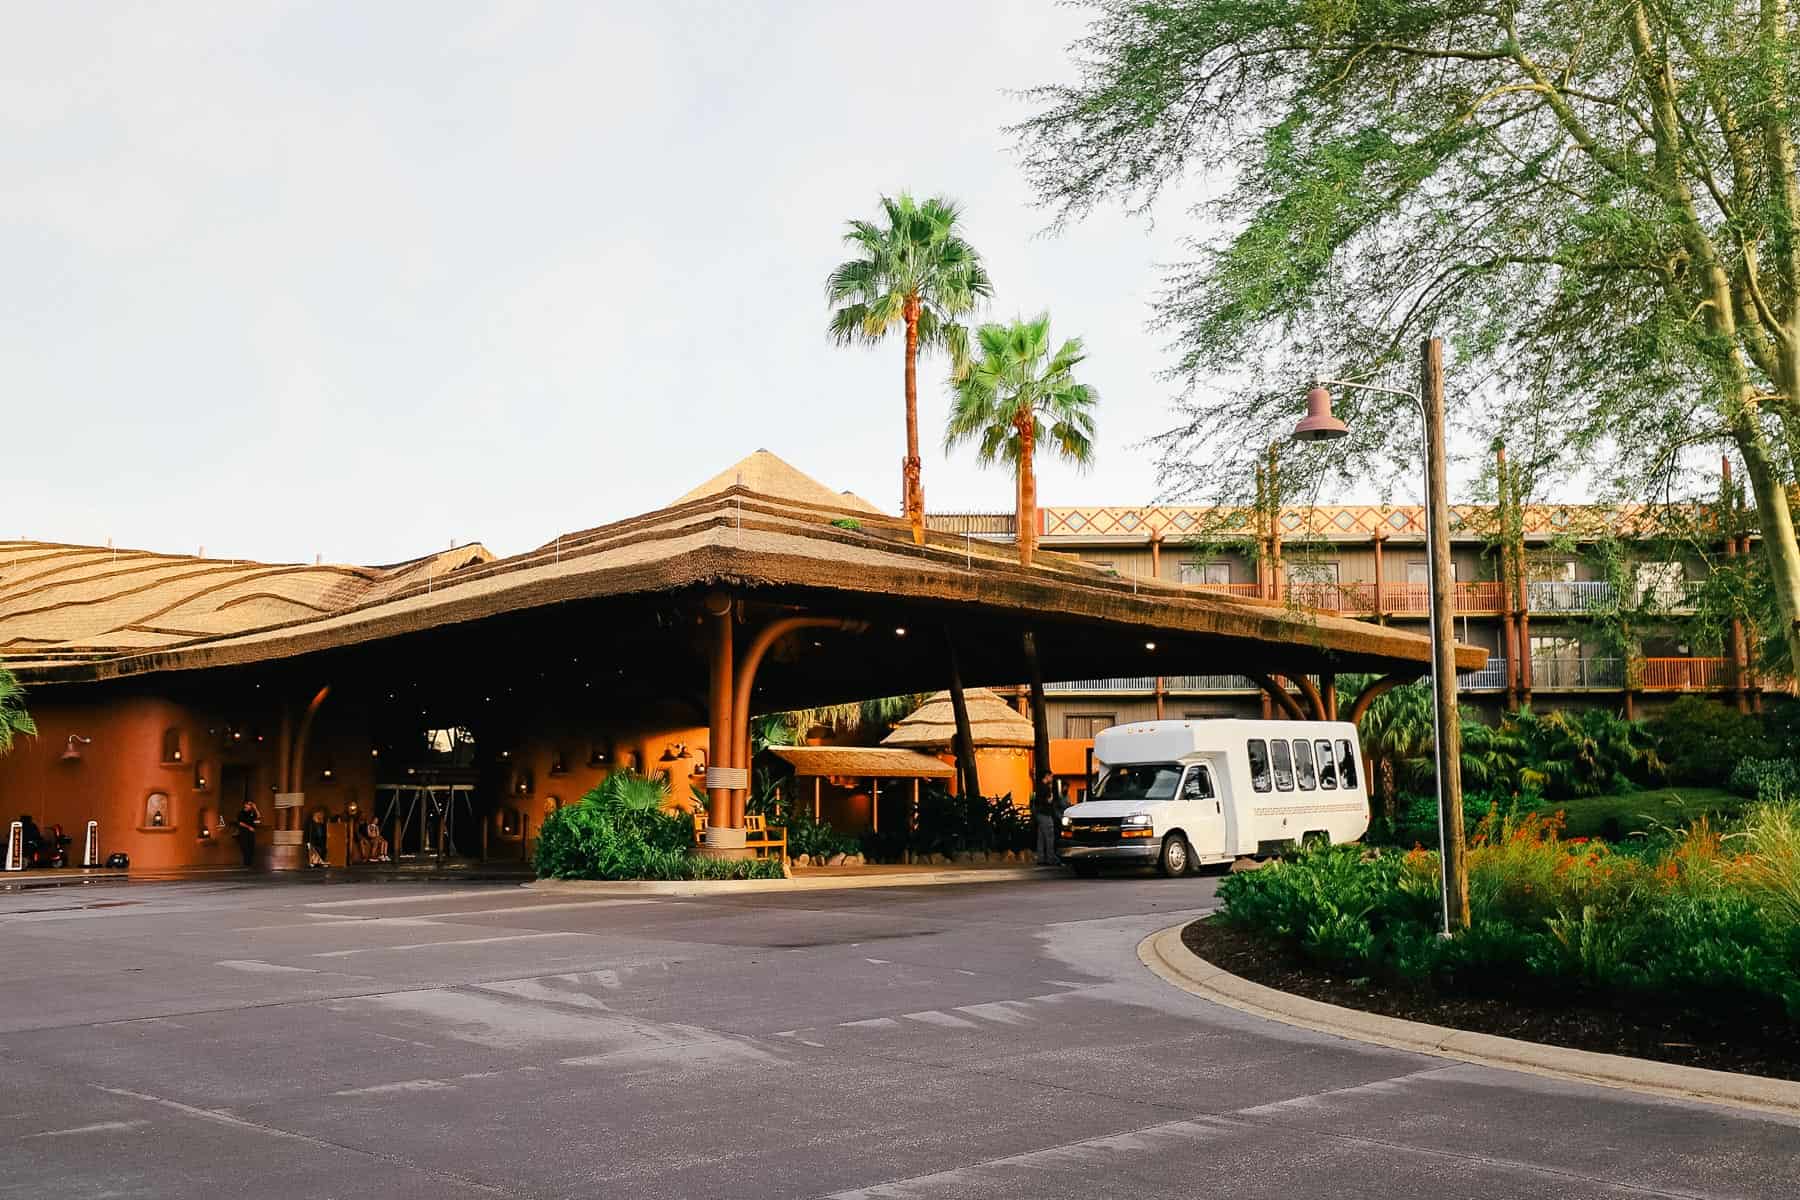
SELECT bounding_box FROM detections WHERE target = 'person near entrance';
[304,810,329,868]
[234,797,261,868]
[357,816,390,863]
[1032,771,1066,866]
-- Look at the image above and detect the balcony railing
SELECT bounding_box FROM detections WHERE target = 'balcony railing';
[1187,581,1264,598]
[925,513,1015,536]
[1640,656,1732,689]
[1526,580,1613,613]
[1458,658,1509,691]
[1529,656,1625,689]
[1045,675,1257,694]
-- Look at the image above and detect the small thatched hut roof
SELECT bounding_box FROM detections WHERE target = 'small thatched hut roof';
[881,688,1036,751]
[766,746,954,778]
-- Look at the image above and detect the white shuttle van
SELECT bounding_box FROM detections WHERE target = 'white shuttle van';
[1059,719,1370,877]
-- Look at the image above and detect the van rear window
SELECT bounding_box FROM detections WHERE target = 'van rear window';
[1336,739,1359,788]
[1314,739,1337,789]
[1246,739,1272,793]
[1270,739,1295,791]
[1292,739,1317,790]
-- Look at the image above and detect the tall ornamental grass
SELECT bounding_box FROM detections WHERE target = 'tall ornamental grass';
[1217,803,1800,1024]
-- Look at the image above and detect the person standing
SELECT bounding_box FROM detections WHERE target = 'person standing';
[234,796,261,868]
[304,809,329,868]
[1031,770,1064,866]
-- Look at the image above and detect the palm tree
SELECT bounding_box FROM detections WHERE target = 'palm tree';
[1354,680,1435,829]
[944,315,1098,567]
[0,666,35,757]
[826,194,993,545]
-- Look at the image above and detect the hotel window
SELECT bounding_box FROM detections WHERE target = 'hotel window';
[1180,562,1233,587]
[1405,560,1458,585]
[1633,561,1686,608]
[1064,714,1115,739]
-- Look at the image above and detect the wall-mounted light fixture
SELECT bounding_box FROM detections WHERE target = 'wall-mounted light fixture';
[193,763,209,791]
[320,761,336,782]
[61,734,92,762]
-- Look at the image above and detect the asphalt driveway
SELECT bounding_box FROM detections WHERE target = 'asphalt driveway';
[1,873,1793,1198]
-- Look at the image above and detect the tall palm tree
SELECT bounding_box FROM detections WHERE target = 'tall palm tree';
[944,314,1097,567]
[826,194,993,545]
[0,666,36,756]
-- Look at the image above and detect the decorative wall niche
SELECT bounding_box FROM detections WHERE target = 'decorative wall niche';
[142,791,175,832]
[161,728,185,765]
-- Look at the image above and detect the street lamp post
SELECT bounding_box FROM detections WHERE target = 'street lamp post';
[1293,337,1470,934]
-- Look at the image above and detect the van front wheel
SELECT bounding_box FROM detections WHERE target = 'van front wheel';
[1158,834,1192,878]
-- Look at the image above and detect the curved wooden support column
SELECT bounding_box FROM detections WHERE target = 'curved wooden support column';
[1292,674,1328,721]
[289,685,332,794]
[729,615,860,827]
[1345,672,1423,728]
[1249,674,1306,721]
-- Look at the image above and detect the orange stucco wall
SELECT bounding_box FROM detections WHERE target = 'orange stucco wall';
[0,696,254,869]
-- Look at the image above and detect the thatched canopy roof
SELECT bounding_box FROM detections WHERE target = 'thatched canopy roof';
[674,448,880,513]
[766,746,954,779]
[1,452,1483,698]
[882,688,1036,750]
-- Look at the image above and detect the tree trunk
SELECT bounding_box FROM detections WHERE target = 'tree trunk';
[1022,630,1052,789]
[1017,417,1037,567]
[903,295,924,546]
[1735,427,1800,693]
[944,630,981,800]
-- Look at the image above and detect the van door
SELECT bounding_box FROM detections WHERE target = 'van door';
[1179,764,1226,858]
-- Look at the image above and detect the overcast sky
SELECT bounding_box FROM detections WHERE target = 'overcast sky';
[9,2,1344,565]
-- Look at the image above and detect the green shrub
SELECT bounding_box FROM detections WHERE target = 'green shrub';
[1649,696,1773,786]
[1729,758,1800,804]
[1216,807,1800,1026]
[829,517,863,531]
[784,810,860,860]
[534,771,715,880]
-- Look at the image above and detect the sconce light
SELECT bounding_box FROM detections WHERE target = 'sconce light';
[588,745,609,767]
[500,749,511,760]
[320,762,336,782]
[370,747,380,759]
[515,770,533,797]
[193,763,209,791]
[61,734,92,762]
[549,752,567,776]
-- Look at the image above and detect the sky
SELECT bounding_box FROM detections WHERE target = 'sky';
[8,1,1371,565]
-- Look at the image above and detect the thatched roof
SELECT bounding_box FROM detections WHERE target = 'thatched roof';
[882,688,1036,750]
[1,451,1484,685]
[673,449,881,513]
[767,746,954,779]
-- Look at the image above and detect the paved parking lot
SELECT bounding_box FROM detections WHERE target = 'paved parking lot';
[2,873,1795,1198]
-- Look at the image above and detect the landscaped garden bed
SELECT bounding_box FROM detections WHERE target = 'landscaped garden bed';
[1191,804,1800,1082]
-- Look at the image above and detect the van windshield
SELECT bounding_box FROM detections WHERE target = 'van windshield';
[1091,763,1184,802]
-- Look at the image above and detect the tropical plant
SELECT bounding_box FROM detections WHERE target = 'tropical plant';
[943,314,1098,567]
[0,667,35,756]
[826,193,993,545]
[1650,696,1774,786]
[1353,680,1434,830]
[533,770,694,880]
[1014,1,1800,683]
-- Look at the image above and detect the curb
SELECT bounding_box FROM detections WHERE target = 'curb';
[1139,920,1800,1119]
[528,866,1052,897]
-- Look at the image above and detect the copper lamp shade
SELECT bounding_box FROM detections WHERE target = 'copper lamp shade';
[1293,386,1349,441]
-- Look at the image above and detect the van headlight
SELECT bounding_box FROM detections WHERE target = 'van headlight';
[1121,813,1152,829]
[1060,815,1071,828]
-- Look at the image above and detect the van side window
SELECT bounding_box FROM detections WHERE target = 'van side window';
[1314,739,1337,789]
[1336,739,1359,788]
[1292,739,1317,790]
[1270,740,1295,791]
[1246,740,1272,793]
[1182,766,1214,800]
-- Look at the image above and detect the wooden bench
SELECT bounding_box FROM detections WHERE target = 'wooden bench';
[743,814,786,859]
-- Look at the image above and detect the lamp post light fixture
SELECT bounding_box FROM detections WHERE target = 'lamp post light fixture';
[1292,337,1470,935]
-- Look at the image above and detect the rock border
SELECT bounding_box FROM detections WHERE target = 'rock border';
[1139,920,1800,1119]
[529,865,1049,897]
